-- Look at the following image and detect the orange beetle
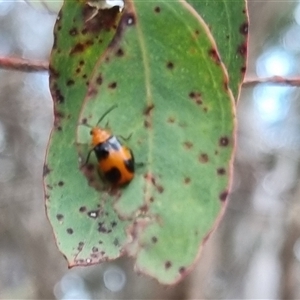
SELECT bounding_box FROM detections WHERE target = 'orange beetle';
[85,105,135,186]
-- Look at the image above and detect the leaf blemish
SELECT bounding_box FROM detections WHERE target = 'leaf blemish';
[70,43,85,55]
[237,43,247,56]
[58,181,64,187]
[43,164,51,176]
[98,222,108,233]
[219,190,228,201]
[66,79,75,86]
[96,75,103,85]
[166,61,174,69]
[184,177,191,184]
[240,23,248,35]
[199,153,209,163]
[219,137,229,147]
[67,228,74,234]
[217,168,226,175]
[69,27,78,36]
[92,246,98,253]
[124,13,136,26]
[208,48,221,64]
[184,141,193,149]
[165,261,172,269]
[167,116,175,123]
[154,6,161,13]
[144,103,155,115]
[56,214,63,221]
[189,91,202,105]
[116,48,124,57]
[179,267,186,274]
[79,206,87,212]
[78,242,84,251]
[152,236,158,243]
[241,66,246,74]
[108,82,117,89]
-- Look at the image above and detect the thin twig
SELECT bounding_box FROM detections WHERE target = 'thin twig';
[0,56,49,72]
[243,76,300,86]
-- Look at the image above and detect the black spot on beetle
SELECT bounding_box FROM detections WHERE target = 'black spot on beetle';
[219,137,229,147]
[108,82,117,89]
[240,22,248,35]
[154,6,161,13]
[67,228,74,234]
[105,168,121,184]
[165,261,172,269]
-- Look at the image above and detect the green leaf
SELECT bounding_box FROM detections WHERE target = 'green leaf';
[45,2,129,266]
[187,0,248,100]
[77,0,236,284]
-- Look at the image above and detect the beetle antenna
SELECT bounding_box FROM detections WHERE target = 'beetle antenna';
[96,104,118,126]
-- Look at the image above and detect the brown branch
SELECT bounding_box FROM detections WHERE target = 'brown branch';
[0,56,49,72]
[243,76,300,86]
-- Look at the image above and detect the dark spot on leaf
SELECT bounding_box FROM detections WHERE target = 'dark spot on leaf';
[157,185,164,193]
[53,87,65,103]
[98,222,107,233]
[154,6,161,13]
[58,181,64,187]
[199,153,209,163]
[184,177,191,184]
[184,141,193,149]
[152,236,158,243]
[88,210,99,218]
[144,103,155,115]
[208,48,221,64]
[116,48,124,57]
[240,22,248,35]
[215,150,219,155]
[237,43,247,56]
[224,80,229,91]
[167,117,175,123]
[99,240,103,244]
[111,221,117,227]
[57,126,62,131]
[242,9,246,14]
[78,242,84,251]
[189,91,202,105]
[67,228,73,234]
[113,238,119,246]
[149,197,154,203]
[179,267,186,274]
[79,60,85,66]
[219,190,228,202]
[226,35,230,39]
[87,87,98,97]
[79,206,86,213]
[144,120,151,128]
[66,79,75,86]
[217,168,226,175]
[241,66,246,73]
[92,246,98,253]
[75,67,81,74]
[70,43,85,55]
[165,261,172,269]
[96,75,103,85]
[195,29,199,35]
[82,74,87,79]
[124,13,136,26]
[69,27,78,36]
[219,137,229,147]
[166,61,174,69]
[140,204,149,214]
[56,214,63,221]
[43,164,51,176]
[108,82,117,89]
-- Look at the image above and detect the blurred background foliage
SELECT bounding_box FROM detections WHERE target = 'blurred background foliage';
[0,0,300,299]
